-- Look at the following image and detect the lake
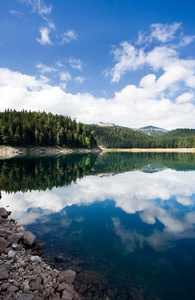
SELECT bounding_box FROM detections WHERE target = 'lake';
[1,152,195,299]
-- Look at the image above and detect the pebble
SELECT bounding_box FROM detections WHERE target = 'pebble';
[0,207,83,300]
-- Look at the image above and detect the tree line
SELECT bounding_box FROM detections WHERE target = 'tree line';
[89,125,195,148]
[1,110,195,149]
[0,110,97,148]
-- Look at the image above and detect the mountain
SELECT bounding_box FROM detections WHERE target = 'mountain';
[136,126,168,136]
[94,122,130,130]
[94,123,168,136]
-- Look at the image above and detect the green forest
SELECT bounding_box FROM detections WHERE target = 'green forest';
[1,110,195,149]
[0,110,97,148]
[89,125,195,148]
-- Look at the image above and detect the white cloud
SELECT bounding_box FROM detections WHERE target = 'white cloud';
[59,71,71,82]
[10,10,22,17]
[68,58,83,71]
[150,22,182,43]
[108,42,145,82]
[178,35,195,47]
[61,30,78,44]
[176,93,194,104]
[36,62,58,73]
[20,0,52,16]
[74,76,85,84]
[37,27,52,45]
[48,21,56,30]
[1,169,195,251]
[1,67,195,129]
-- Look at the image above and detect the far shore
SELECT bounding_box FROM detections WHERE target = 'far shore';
[1,145,195,158]
[101,147,195,153]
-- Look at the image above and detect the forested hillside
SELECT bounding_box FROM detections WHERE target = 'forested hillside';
[89,125,195,148]
[161,128,195,138]
[0,110,97,148]
[1,110,195,149]
[89,125,153,148]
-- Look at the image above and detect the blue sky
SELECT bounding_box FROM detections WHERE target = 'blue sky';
[1,0,195,129]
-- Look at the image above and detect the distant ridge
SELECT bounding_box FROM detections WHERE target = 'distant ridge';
[94,122,168,136]
[137,125,168,136]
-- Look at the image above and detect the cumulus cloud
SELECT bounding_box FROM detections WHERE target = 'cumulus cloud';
[150,22,182,43]
[1,67,195,129]
[108,42,145,82]
[176,93,194,104]
[37,27,52,45]
[2,169,195,250]
[108,22,195,89]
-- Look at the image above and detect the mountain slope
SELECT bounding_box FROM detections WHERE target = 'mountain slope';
[162,128,195,138]
[137,126,168,136]
[93,122,168,136]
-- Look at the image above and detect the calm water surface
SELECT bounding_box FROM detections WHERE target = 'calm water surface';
[1,152,195,299]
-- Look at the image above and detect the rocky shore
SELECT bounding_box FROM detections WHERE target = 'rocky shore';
[0,207,82,300]
[0,146,102,159]
[0,207,159,300]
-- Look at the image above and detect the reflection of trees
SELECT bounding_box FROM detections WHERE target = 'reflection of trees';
[0,152,195,193]
[0,154,98,193]
[94,152,195,173]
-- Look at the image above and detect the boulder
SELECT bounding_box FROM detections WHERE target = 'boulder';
[22,230,36,247]
[0,263,10,280]
[57,269,76,284]
[0,207,8,218]
[0,236,9,254]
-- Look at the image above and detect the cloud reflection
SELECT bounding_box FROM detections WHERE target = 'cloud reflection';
[2,169,195,250]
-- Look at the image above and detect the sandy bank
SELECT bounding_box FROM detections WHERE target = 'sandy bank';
[101,148,195,153]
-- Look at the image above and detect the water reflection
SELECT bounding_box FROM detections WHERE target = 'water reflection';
[1,163,195,251]
[1,153,195,299]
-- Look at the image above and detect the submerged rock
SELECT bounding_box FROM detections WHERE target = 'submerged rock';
[0,207,83,300]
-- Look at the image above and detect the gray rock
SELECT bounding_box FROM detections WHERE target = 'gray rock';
[30,255,41,263]
[8,249,16,259]
[0,263,10,280]
[7,232,23,244]
[57,282,68,292]
[57,269,76,284]
[23,231,36,247]
[16,294,34,300]
[1,282,9,290]
[0,207,8,218]
[16,225,26,233]
[61,289,73,299]
[0,236,9,254]
[29,275,43,292]
[8,285,19,292]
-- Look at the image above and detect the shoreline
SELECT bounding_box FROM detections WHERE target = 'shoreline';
[101,147,195,153]
[0,146,102,159]
[0,207,83,300]
[0,207,151,300]
[0,145,195,159]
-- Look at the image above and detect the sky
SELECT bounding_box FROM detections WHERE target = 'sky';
[1,0,195,129]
